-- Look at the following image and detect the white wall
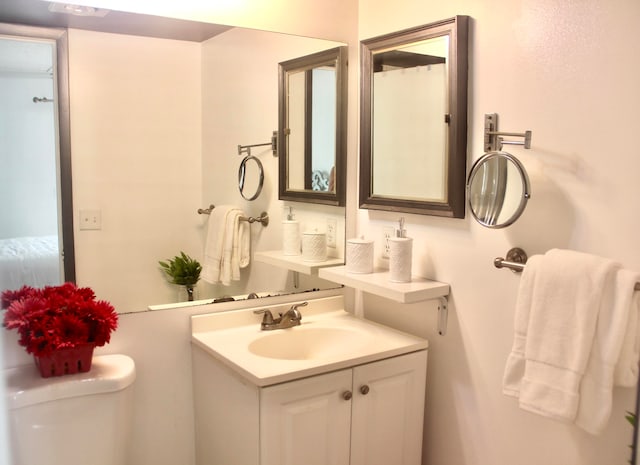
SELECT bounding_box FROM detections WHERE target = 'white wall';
[356,0,640,464]
[69,29,203,313]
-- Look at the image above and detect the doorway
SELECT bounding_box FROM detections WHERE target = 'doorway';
[0,23,74,294]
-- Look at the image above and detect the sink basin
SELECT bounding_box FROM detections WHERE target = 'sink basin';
[248,327,373,360]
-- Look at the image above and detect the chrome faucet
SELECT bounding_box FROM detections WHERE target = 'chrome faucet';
[253,302,307,330]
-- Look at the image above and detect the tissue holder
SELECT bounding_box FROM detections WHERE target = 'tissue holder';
[302,231,327,262]
[346,238,374,274]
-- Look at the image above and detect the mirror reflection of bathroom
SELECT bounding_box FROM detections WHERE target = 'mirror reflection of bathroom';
[0,4,347,314]
[0,37,68,292]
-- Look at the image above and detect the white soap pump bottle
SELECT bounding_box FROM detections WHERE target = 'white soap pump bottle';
[389,217,413,283]
[282,207,301,255]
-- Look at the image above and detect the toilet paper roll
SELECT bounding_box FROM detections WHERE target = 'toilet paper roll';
[346,238,374,274]
[389,237,412,283]
[282,220,301,256]
[302,231,327,262]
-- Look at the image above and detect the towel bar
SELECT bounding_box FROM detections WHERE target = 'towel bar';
[494,247,640,290]
[197,205,269,227]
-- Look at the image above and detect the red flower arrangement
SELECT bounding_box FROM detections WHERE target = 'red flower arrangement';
[1,282,118,358]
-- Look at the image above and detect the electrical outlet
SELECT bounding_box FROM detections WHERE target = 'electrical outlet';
[79,209,102,230]
[326,218,337,248]
[382,226,394,258]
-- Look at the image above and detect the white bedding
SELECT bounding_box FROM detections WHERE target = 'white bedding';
[0,235,61,292]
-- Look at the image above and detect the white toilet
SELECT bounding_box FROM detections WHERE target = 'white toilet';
[4,354,136,465]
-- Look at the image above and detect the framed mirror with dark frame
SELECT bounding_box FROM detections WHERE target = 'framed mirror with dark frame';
[278,46,347,206]
[359,16,469,217]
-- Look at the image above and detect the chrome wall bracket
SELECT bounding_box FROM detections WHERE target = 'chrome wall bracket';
[238,130,278,157]
[484,113,532,152]
[437,296,448,336]
[494,247,528,273]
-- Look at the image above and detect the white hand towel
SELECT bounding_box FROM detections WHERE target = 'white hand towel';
[509,249,621,422]
[201,206,234,284]
[575,268,640,434]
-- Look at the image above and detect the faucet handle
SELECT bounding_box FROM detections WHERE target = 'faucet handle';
[287,302,308,320]
[290,302,308,312]
[253,309,274,325]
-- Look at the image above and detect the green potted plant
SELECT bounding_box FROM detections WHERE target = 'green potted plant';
[159,251,202,301]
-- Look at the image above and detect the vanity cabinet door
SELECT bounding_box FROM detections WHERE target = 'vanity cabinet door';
[350,350,428,465]
[260,369,353,465]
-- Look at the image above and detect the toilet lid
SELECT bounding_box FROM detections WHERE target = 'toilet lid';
[4,354,136,410]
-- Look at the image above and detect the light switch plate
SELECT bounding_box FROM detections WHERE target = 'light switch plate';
[79,209,102,230]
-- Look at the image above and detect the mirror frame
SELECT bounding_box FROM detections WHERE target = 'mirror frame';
[359,16,469,217]
[278,46,347,206]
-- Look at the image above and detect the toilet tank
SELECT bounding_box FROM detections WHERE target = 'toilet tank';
[4,354,136,465]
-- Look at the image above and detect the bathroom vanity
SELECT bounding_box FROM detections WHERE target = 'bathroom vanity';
[191,296,428,465]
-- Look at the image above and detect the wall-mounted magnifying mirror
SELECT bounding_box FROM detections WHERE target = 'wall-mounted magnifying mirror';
[360,16,469,217]
[238,155,264,201]
[467,151,531,228]
[278,46,347,206]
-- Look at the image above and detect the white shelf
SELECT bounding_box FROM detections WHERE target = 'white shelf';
[318,266,450,304]
[254,250,344,276]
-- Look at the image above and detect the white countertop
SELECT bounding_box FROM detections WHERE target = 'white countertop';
[191,298,428,387]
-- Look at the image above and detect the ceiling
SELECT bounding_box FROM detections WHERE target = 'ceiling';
[0,0,233,42]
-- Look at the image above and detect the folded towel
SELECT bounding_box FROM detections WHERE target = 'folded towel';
[503,254,542,398]
[575,268,640,434]
[221,209,243,286]
[238,220,251,270]
[201,206,235,284]
[503,249,623,426]
[202,207,249,286]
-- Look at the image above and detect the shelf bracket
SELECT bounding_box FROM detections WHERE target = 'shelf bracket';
[484,113,532,152]
[437,296,448,336]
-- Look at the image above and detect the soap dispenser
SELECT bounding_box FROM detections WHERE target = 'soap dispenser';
[282,207,301,256]
[388,217,413,283]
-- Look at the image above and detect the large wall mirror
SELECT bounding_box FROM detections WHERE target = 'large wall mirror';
[0,0,346,313]
[278,46,347,206]
[359,16,469,217]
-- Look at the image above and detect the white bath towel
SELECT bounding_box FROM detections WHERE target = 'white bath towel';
[503,249,622,425]
[575,268,640,434]
[201,206,234,284]
[502,254,541,398]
